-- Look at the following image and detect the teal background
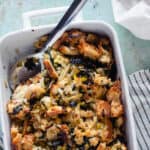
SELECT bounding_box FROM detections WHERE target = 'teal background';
[0,0,149,74]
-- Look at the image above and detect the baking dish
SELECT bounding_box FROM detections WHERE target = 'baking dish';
[0,7,137,150]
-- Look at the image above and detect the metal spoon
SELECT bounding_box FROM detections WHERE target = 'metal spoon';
[9,0,88,90]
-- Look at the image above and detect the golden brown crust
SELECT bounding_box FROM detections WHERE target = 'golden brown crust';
[12,133,22,150]
[111,101,124,117]
[106,80,121,102]
[21,134,34,150]
[7,30,127,150]
[52,32,68,50]
[96,100,111,119]
[46,106,64,117]
[25,84,46,100]
[106,81,124,118]
[34,35,48,50]
[100,119,113,143]
[43,59,58,79]
[78,38,102,60]
[59,45,79,55]
[97,143,107,150]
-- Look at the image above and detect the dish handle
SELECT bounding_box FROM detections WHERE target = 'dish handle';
[22,6,83,29]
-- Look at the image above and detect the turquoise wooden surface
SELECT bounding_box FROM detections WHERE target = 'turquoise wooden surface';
[0,0,149,74]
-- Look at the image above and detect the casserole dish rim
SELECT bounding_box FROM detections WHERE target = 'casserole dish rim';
[0,20,137,150]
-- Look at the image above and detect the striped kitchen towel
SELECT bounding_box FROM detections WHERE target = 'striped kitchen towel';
[128,69,150,150]
[0,123,3,150]
[0,133,2,150]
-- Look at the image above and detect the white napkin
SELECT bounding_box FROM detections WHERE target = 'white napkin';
[112,0,150,40]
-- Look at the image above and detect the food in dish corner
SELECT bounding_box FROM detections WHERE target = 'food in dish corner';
[7,29,127,150]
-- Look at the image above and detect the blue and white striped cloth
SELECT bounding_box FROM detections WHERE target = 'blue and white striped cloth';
[128,69,150,150]
[0,69,149,150]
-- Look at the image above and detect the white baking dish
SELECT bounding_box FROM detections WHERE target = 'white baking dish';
[0,8,137,150]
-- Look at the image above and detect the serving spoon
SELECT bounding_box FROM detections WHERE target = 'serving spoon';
[9,0,88,90]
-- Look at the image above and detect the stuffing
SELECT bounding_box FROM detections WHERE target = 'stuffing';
[91,85,107,99]
[111,101,124,117]
[12,82,45,102]
[96,100,111,119]
[86,33,99,44]
[100,118,113,143]
[7,102,30,120]
[33,146,47,150]
[40,96,52,109]
[34,35,48,49]
[111,141,127,150]
[89,137,99,147]
[32,118,49,131]
[21,134,34,150]
[106,81,121,102]
[7,30,127,150]
[59,45,79,55]
[97,143,107,150]
[12,133,22,150]
[11,85,29,102]
[53,51,69,67]
[115,116,124,127]
[80,110,94,118]
[46,125,60,140]
[46,106,65,117]
[94,74,112,86]
[52,32,68,50]
[43,58,58,79]
[98,48,112,64]
[25,84,46,100]
[11,125,19,139]
[74,127,84,145]
[78,38,102,60]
